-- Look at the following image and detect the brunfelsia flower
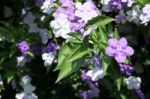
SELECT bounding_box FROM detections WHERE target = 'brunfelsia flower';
[127,6,141,24]
[50,14,71,39]
[140,4,150,25]
[119,63,134,76]
[41,0,55,14]
[124,76,141,90]
[105,37,134,63]
[108,0,127,10]
[42,52,55,67]
[17,41,30,55]
[75,1,99,22]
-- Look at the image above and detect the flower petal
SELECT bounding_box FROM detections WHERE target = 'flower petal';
[115,53,126,63]
[119,37,128,47]
[125,46,134,56]
[108,38,118,47]
[105,47,116,56]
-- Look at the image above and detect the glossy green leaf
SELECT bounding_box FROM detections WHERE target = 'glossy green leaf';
[86,15,114,29]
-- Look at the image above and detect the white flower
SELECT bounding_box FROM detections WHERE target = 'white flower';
[50,14,71,39]
[17,56,27,67]
[142,4,150,14]
[20,75,31,87]
[42,52,55,67]
[140,14,150,25]
[0,75,3,86]
[127,0,135,7]
[23,84,36,94]
[127,6,141,24]
[41,0,55,14]
[140,4,150,25]
[16,92,38,99]
[75,2,99,22]
[86,67,104,81]
[124,76,141,90]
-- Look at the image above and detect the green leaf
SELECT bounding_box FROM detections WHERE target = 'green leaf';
[55,43,91,83]
[101,52,112,74]
[5,71,15,84]
[113,28,120,39]
[56,58,84,83]
[98,26,108,45]
[86,15,114,29]
[67,44,91,62]
[137,0,150,6]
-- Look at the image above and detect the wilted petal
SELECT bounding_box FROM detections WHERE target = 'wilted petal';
[119,37,128,47]
[108,38,118,47]
[115,53,126,63]
[105,47,116,56]
[125,46,134,56]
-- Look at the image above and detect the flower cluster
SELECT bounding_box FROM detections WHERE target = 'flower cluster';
[50,0,99,40]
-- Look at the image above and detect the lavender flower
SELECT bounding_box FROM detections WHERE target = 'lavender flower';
[105,37,134,63]
[75,1,99,22]
[119,63,134,76]
[17,41,30,55]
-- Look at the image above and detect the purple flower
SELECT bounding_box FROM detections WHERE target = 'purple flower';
[36,0,44,5]
[108,0,127,11]
[119,63,134,76]
[105,37,134,63]
[136,89,145,99]
[17,41,30,55]
[42,42,57,53]
[116,12,127,24]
